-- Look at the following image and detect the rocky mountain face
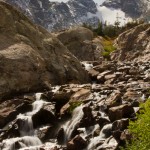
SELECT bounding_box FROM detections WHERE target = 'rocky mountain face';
[2,0,150,31]
[4,0,100,31]
[111,23,150,61]
[0,1,89,100]
[102,0,150,20]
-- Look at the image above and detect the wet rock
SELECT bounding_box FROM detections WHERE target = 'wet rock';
[97,117,110,129]
[0,99,32,128]
[67,135,87,150]
[112,119,129,141]
[101,124,112,139]
[112,119,129,131]
[60,88,91,116]
[32,104,57,128]
[0,120,20,141]
[51,87,75,115]
[57,128,65,145]
[97,136,118,150]
[80,106,95,127]
[108,104,135,122]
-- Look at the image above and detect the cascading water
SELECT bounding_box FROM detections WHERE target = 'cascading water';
[87,123,112,150]
[63,105,84,142]
[1,93,50,150]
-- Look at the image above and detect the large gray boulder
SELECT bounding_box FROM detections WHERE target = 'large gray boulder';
[0,2,89,100]
[111,23,150,61]
[56,27,103,61]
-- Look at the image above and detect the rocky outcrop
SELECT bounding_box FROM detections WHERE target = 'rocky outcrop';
[111,23,150,61]
[0,2,89,100]
[56,27,104,61]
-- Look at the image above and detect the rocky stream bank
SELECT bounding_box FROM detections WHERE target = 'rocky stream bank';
[0,60,149,150]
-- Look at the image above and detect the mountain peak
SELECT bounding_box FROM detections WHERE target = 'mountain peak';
[3,0,150,31]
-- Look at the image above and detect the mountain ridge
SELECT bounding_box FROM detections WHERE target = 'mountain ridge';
[2,0,150,31]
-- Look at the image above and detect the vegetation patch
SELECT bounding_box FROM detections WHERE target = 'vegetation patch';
[67,101,83,114]
[123,99,150,150]
[102,38,116,59]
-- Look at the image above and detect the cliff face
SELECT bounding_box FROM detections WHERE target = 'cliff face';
[102,0,150,20]
[111,23,150,61]
[0,1,89,100]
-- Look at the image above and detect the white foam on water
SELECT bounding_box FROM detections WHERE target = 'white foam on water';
[27,100,49,116]
[63,105,84,141]
[2,136,42,150]
[81,62,93,71]
[87,123,112,150]
[17,114,34,136]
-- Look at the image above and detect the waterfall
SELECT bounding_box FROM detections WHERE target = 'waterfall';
[87,124,112,150]
[1,93,49,150]
[63,105,84,141]
[17,114,33,136]
[2,136,42,150]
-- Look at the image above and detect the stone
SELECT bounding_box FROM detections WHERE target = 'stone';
[70,88,91,103]
[108,104,135,122]
[0,2,89,100]
[104,74,116,80]
[37,125,59,142]
[56,27,103,61]
[104,90,122,108]
[0,99,32,128]
[57,128,65,145]
[79,106,95,127]
[32,103,57,128]
[67,135,87,150]
[113,118,129,129]
[88,69,99,80]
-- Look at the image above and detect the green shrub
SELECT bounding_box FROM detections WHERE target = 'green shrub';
[123,99,150,150]
[102,39,116,60]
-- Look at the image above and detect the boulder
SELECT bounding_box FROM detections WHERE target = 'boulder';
[67,135,87,150]
[79,106,95,127]
[0,99,32,128]
[56,27,103,61]
[32,103,57,128]
[104,90,122,108]
[108,104,135,122]
[0,2,89,100]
